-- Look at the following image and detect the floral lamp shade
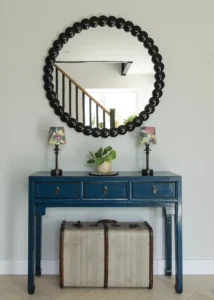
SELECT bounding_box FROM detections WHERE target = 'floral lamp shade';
[139,127,157,145]
[48,127,66,145]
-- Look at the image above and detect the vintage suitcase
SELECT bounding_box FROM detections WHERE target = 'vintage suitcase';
[60,220,153,288]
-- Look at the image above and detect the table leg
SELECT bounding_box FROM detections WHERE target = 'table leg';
[165,210,172,276]
[175,202,183,294]
[28,200,35,294]
[36,215,42,276]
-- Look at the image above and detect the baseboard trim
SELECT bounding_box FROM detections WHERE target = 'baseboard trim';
[0,259,213,275]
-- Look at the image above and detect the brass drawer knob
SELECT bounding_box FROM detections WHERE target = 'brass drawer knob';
[102,186,108,195]
[152,186,157,194]
[54,187,60,195]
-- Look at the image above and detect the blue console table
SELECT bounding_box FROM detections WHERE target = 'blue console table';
[28,171,182,294]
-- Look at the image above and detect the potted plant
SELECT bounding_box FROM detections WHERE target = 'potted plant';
[87,146,116,173]
[123,114,138,125]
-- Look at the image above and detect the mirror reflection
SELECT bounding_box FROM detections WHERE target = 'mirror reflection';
[53,27,154,129]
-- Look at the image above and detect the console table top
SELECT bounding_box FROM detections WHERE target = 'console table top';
[30,171,181,178]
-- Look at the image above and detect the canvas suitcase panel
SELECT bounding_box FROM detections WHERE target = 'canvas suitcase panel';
[60,221,105,287]
[107,222,153,287]
[60,220,153,288]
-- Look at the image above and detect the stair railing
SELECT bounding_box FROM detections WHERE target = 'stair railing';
[54,64,115,128]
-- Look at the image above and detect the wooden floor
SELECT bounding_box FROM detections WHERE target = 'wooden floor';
[0,275,214,299]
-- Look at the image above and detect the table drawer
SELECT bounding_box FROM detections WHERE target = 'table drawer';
[83,182,128,199]
[35,182,80,199]
[132,182,175,198]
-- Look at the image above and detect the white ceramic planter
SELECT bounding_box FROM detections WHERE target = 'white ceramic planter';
[96,161,112,173]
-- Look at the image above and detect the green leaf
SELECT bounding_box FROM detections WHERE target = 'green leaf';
[98,147,104,155]
[89,151,95,159]
[95,147,104,158]
[87,159,95,164]
[110,150,116,159]
[104,150,116,162]
[95,152,101,158]
[95,158,104,165]
[104,146,112,152]
[104,155,111,162]
[103,148,108,155]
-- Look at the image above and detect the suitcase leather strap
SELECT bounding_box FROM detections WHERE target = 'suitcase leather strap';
[97,219,119,288]
[97,219,117,225]
[97,219,118,288]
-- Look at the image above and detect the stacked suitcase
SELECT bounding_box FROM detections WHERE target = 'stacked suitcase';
[60,219,153,288]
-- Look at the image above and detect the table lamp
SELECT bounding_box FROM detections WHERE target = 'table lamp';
[48,127,66,176]
[139,127,157,176]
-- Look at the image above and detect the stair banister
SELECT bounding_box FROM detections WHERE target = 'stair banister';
[55,64,111,116]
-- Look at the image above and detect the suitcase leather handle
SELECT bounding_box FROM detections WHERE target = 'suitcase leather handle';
[72,221,82,228]
[97,219,118,225]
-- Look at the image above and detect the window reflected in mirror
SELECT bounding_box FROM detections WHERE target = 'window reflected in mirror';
[86,89,138,128]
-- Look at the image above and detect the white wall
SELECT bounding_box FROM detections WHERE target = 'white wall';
[1,0,214,274]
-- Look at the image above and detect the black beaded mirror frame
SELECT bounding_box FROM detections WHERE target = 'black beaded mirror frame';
[43,16,165,138]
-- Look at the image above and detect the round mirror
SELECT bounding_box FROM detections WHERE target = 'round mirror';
[43,16,165,138]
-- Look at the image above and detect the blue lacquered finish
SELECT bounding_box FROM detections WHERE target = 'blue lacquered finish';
[83,181,128,199]
[28,171,182,294]
[35,182,80,199]
[35,215,42,277]
[165,213,172,276]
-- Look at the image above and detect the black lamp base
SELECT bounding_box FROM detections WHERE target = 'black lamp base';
[51,145,63,176]
[51,169,62,176]
[142,169,153,176]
